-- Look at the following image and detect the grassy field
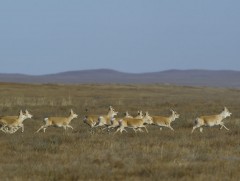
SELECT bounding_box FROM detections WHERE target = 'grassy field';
[0,82,239,181]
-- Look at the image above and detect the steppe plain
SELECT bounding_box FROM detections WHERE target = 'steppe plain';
[0,82,239,181]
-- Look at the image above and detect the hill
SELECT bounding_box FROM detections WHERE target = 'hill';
[0,69,240,87]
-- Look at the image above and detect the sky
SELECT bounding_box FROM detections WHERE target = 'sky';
[0,0,240,75]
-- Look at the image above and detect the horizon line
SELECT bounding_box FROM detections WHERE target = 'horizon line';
[0,68,240,76]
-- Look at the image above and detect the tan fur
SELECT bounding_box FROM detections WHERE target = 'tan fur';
[115,112,153,134]
[134,110,143,119]
[108,118,119,129]
[124,111,133,118]
[83,115,99,128]
[36,109,78,133]
[151,110,180,131]
[0,110,33,134]
[96,114,117,127]
[192,107,231,133]
[108,111,133,129]
[89,106,118,128]
[0,116,19,125]
[83,106,117,129]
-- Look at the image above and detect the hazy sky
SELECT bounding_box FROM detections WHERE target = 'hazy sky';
[0,0,240,75]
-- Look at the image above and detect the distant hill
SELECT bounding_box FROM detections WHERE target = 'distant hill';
[0,69,240,88]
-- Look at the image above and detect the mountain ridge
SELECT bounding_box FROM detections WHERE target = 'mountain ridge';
[0,69,240,88]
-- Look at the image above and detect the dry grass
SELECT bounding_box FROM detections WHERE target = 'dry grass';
[0,82,240,181]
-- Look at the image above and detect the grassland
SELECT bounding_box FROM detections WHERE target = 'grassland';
[0,82,239,181]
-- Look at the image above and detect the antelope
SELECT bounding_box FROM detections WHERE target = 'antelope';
[135,111,143,119]
[114,112,153,134]
[0,110,24,132]
[128,110,144,132]
[0,110,33,134]
[83,106,118,132]
[151,110,180,131]
[191,107,231,133]
[123,111,133,118]
[83,109,99,129]
[108,111,134,129]
[36,109,78,133]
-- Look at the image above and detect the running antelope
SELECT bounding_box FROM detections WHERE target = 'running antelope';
[135,111,143,119]
[124,111,133,118]
[36,109,78,133]
[107,111,134,129]
[83,106,118,131]
[0,110,33,134]
[83,109,99,129]
[191,107,232,133]
[115,112,153,134]
[110,110,143,129]
[151,110,180,131]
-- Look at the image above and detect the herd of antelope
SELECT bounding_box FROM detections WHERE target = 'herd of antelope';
[0,106,232,134]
